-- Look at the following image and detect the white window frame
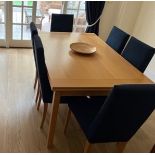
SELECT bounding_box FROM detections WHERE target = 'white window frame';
[0,2,6,47]
[63,1,87,32]
[7,1,37,47]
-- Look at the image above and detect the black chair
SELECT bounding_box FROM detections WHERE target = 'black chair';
[122,37,155,73]
[106,26,130,54]
[30,22,38,90]
[30,22,41,106]
[50,14,74,32]
[64,84,155,152]
[33,35,86,128]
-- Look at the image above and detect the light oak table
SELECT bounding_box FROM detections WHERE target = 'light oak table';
[39,32,153,148]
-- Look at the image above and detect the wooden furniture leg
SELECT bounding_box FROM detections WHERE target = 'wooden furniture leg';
[47,91,60,148]
[35,82,40,104]
[37,90,41,111]
[34,71,38,89]
[151,144,155,153]
[64,108,71,134]
[117,142,127,152]
[40,103,48,128]
[84,140,92,153]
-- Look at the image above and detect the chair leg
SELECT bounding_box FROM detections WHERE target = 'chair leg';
[40,103,48,128]
[34,71,38,90]
[35,82,40,104]
[64,108,71,134]
[37,90,41,111]
[117,142,127,152]
[84,140,92,153]
[151,144,155,153]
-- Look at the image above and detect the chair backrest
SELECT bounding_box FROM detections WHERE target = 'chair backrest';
[122,37,155,72]
[33,35,52,102]
[30,22,38,64]
[88,84,155,143]
[50,14,74,32]
[30,22,38,44]
[106,26,130,54]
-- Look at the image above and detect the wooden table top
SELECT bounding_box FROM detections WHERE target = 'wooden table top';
[39,32,153,91]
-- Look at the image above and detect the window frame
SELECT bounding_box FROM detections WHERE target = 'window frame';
[63,1,87,32]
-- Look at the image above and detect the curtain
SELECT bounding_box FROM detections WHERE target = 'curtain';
[85,1,105,35]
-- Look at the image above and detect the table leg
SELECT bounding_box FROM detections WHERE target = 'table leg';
[47,91,60,148]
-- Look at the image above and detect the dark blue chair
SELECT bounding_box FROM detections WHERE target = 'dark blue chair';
[122,37,155,73]
[30,22,41,106]
[50,14,74,32]
[30,22,38,91]
[106,26,130,54]
[30,22,38,42]
[33,35,87,128]
[65,84,155,152]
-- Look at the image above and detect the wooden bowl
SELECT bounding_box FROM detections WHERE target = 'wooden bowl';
[70,42,96,54]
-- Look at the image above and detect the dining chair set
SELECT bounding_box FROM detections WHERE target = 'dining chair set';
[30,14,75,128]
[106,26,155,73]
[30,17,155,152]
[30,22,80,128]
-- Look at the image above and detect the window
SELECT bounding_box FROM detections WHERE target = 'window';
[12,1,34,40]
[0,2,5,39]
[64,1,87,32]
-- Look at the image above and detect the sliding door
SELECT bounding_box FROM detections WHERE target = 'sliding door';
[64,1,86,32]
[7,1,35,47]
[0,2,6,47]
[8,1,64,47]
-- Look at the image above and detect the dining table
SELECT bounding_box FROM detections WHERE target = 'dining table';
[39,32,154,148]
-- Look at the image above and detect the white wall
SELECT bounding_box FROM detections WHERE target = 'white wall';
[132,2,155,47]
[115,1,142,35]
[99,1,122,41]
[99,1,142,41]
[132,2,155,81]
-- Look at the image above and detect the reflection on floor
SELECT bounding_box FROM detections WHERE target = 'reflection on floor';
[0,48,154,152]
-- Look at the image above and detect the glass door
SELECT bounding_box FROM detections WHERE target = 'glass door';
[36,1,63,32]
[64,1,86,32]
[8,1,35,47]
[1,1,86,48]
[0,1,6,47]
[8,1,63,47]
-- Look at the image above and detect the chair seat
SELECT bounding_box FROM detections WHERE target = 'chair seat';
[61,96,89,103]
[43,93,92,105]
[68,96,107,140]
